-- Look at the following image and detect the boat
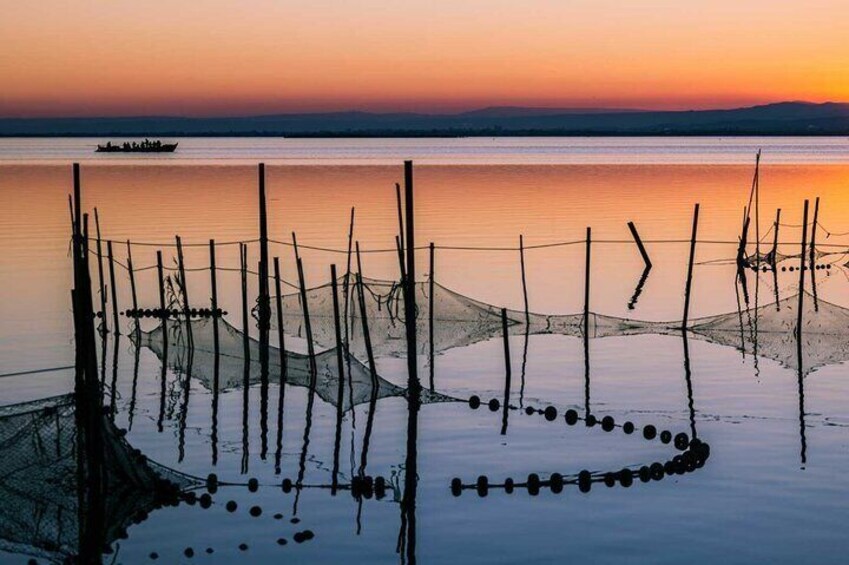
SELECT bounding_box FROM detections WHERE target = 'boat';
[96,139,178,153]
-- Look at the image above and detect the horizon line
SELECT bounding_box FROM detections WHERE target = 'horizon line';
[1,100,846,122]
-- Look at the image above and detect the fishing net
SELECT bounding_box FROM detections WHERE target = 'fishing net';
[269,277,849,376]
[688,292,849,374]
[0,394,197,564]
[138,316,455,411]
[271,276,658,359]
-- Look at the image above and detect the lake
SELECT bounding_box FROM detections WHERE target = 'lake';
[1,137,848,564]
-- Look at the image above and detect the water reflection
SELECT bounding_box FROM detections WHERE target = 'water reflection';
[8,161,849,563]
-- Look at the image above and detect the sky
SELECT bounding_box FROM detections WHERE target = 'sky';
[1,0,848,117]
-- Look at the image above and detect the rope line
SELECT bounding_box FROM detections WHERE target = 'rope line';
[0,366,76,379]
[83,235,849,256]
[85,249,300,289]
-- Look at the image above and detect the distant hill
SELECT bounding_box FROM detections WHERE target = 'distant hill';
[2,102,849,137]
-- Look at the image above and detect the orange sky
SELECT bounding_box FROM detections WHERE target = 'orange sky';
[1,0,848,117]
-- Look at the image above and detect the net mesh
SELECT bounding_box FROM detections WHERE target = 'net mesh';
[270,277,848,375]
[271,276,657,359]
[138,316,455,411]
[689,292,849,373]
[0,394,197,563]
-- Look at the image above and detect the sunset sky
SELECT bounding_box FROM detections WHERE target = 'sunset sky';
[1,0,848,117]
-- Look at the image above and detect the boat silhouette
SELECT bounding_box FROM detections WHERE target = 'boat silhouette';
[96,139,178,153]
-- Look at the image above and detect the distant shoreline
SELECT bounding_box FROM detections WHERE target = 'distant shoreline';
[2,101,849,138]
[2,131,849,138]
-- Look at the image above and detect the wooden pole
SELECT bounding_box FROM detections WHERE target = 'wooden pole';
[126,240,138,319]
[519,235,530,327]
[771,209,781,267]
[259,258,270,459]
[258,163,270,365]
[80,214,98,385]
[94,209,108,332]
[106,240,120,335]
[240,244,250,362]
[401,159,419,565]
[583,227,591,419]
[355,242,378,384]
[682,204,701,329]
[395,182,405,253]
[810,197,820,268]
[157,251,167,350]
[428,242,435,391]
[273,258,287,379]
[292,231,300,262]
[273,256,287,474]
[209,240,219,347]
[342,206,354,344]
[500,308,512,436]
[583,227,591,340]
[343,207,355,348]
[176,235,193,347]
[73,163,81,242]
[330,264,345,493]
[239,243,250,474]
[754,150,761,266]
[797,200,809,339]
[736,213,750,268]
[258,165,271,460]
[395,235,407,283]
[627,221,652,269]
[296,256,316,377]
[403,160,418,391]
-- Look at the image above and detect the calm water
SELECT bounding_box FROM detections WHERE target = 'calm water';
[1,138,849,564]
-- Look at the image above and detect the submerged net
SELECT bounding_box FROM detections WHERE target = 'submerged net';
[0,394,197,563]
[138,316,455,411]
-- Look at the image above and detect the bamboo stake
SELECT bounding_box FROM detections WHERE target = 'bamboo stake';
[157,251,167,350]
[94,209,108,332]
[395,182,405,253]
[343,207,355,348]
[106,240,119,335]
[176,235,192,347]
[240,243,250,365]
[810,197,820,268]
[682,204,701,329]
[355,242,378,384]
[583,227,591,419]
[126,240,138,320]
[797,200,809,340]
[403,160,418,392]
[519,234,530,327]
[395,235,407,283]
[296,256,316,377]
[583,227,591,340]
[73,163,81,242]
[331,264,346,494]
[401,159,419,565]
[273,256,287,474]
[273,257,287,384]
[627,221,652,269]
[258,163,270,368]
[754,150,761,266]
[428,242,435,391]
[771,209,781,267]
